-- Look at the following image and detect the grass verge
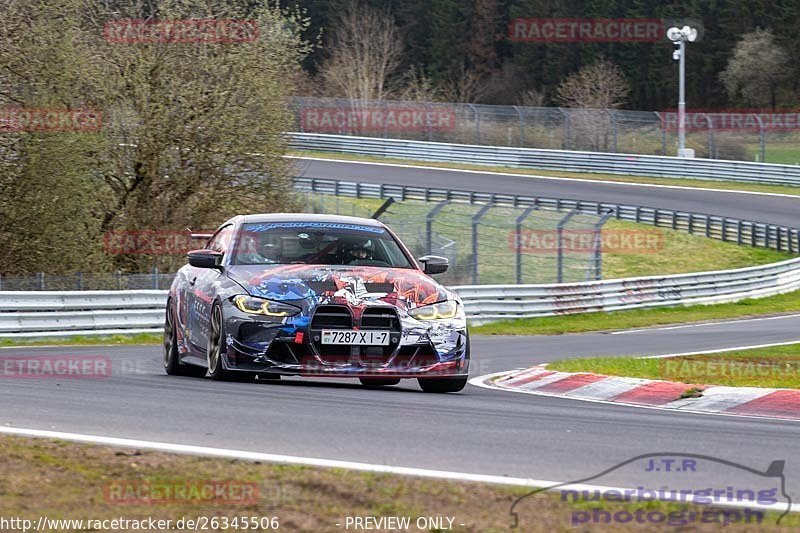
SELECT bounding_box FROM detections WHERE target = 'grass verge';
[548,343,800,389]
[303,193,796,283]
[0,333,162,348]
[471,290,800,336]
[0,435,793,531]
[291,149,800,198]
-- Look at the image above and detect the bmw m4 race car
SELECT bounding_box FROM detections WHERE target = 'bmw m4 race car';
[163,214,469,393]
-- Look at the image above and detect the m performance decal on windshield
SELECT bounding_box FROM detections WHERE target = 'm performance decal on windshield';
[245,222,386,234]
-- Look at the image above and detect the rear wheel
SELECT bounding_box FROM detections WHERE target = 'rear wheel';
[359,377,401,388]
[207,302,234,381]
[163,300,203,377]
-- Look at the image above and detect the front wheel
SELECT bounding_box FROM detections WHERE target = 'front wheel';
[418,331,470,393]
[418,375,468,393]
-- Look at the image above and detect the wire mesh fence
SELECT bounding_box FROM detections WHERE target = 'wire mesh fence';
[300,192,610,285]
[290,96,800,163]
[0,270,174,291]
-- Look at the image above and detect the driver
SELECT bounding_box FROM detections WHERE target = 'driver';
[238,236,281,264]
[238,234,263,263]
[344,240,374,263]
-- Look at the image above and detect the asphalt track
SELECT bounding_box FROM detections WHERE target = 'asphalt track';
[4,159,800,513]
[295,157,800,228]
[3,318,800,495]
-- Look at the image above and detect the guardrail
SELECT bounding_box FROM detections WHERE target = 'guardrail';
[289,133,800,186]
[0,291,167,338]
[3,256,800,336]
[293,177,800,253]
[455,257,800,324]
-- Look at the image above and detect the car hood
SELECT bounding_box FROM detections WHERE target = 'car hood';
[227,264,451,311]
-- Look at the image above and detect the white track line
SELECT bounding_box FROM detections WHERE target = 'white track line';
[640,340,800,359]
[289,155,800,199]
[0,425,795,514]
[612,314,800,334]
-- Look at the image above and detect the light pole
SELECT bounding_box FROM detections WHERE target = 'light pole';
[667,26,698,158]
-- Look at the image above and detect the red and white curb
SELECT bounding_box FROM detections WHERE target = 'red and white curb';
[471,365,800,421]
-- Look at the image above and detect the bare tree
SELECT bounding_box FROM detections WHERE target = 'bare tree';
[318,1,403,102]
[720,29,789,109]
[517,88,546,107]
[396,67,440,102]
[556,59,630,109]
[556,60,630,151]
[439,66,486,103]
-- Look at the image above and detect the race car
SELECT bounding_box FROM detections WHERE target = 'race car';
[163,213,470,393]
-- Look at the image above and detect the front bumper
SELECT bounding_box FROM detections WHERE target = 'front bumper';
[220,301,469,378]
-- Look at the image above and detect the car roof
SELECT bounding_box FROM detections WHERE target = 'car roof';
[237,213,385,227]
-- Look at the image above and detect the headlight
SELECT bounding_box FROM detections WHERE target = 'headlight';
[409,300,461,320]
[233,295,300,317]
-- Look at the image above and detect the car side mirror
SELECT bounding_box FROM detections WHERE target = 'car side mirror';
[418,255,448,275]
[188,249,223,270]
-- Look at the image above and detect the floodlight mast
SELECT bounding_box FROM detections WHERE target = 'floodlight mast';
[667,26,697,158]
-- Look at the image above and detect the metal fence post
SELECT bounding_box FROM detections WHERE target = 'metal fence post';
[703,114,714,158]
[515,206,538,284]
[425,101,433,142]
[559,108,570,149]
[426,201,449,254]
[753,114,765,162]
[297,97,304,132]
[513,105,525,146]
[468,104,481,145]
[76,271,83,290]
[37,272,45,290]
[153,267,159,290]
[471,203,494,285]
[608,110,618,152]
[591,211,614,280]
[654,111,667,155]
[556,211,578,283]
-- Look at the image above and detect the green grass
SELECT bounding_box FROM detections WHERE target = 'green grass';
[303,193,796,285]
[548,343,800,389]
[291,149,800,197]
[471,289,800,336]
[762,146,800,166]
[600,220,792,279]
[0,333,162,347]
[2,434,796,531]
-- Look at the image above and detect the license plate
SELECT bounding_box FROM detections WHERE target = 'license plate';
[321,330,391,346]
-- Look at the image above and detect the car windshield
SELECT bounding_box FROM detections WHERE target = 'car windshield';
[232,221,413,268]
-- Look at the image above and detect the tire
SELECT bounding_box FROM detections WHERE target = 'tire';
[163,300,204,377]
[207,302,234,381]
[418,375,468,393]
[418,331,470,393]
[359,377,401,388]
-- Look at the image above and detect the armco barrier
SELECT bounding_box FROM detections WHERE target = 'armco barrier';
[0,291,167,338]
[289,133,800,186]
[2,257,800,336]
[294,177,800,252]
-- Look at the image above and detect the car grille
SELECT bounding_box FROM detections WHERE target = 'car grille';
[360,308,400,330]
[310,305,353,329]
[308,306,402,365]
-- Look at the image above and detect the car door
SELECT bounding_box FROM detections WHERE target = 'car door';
[186,224,235,353]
